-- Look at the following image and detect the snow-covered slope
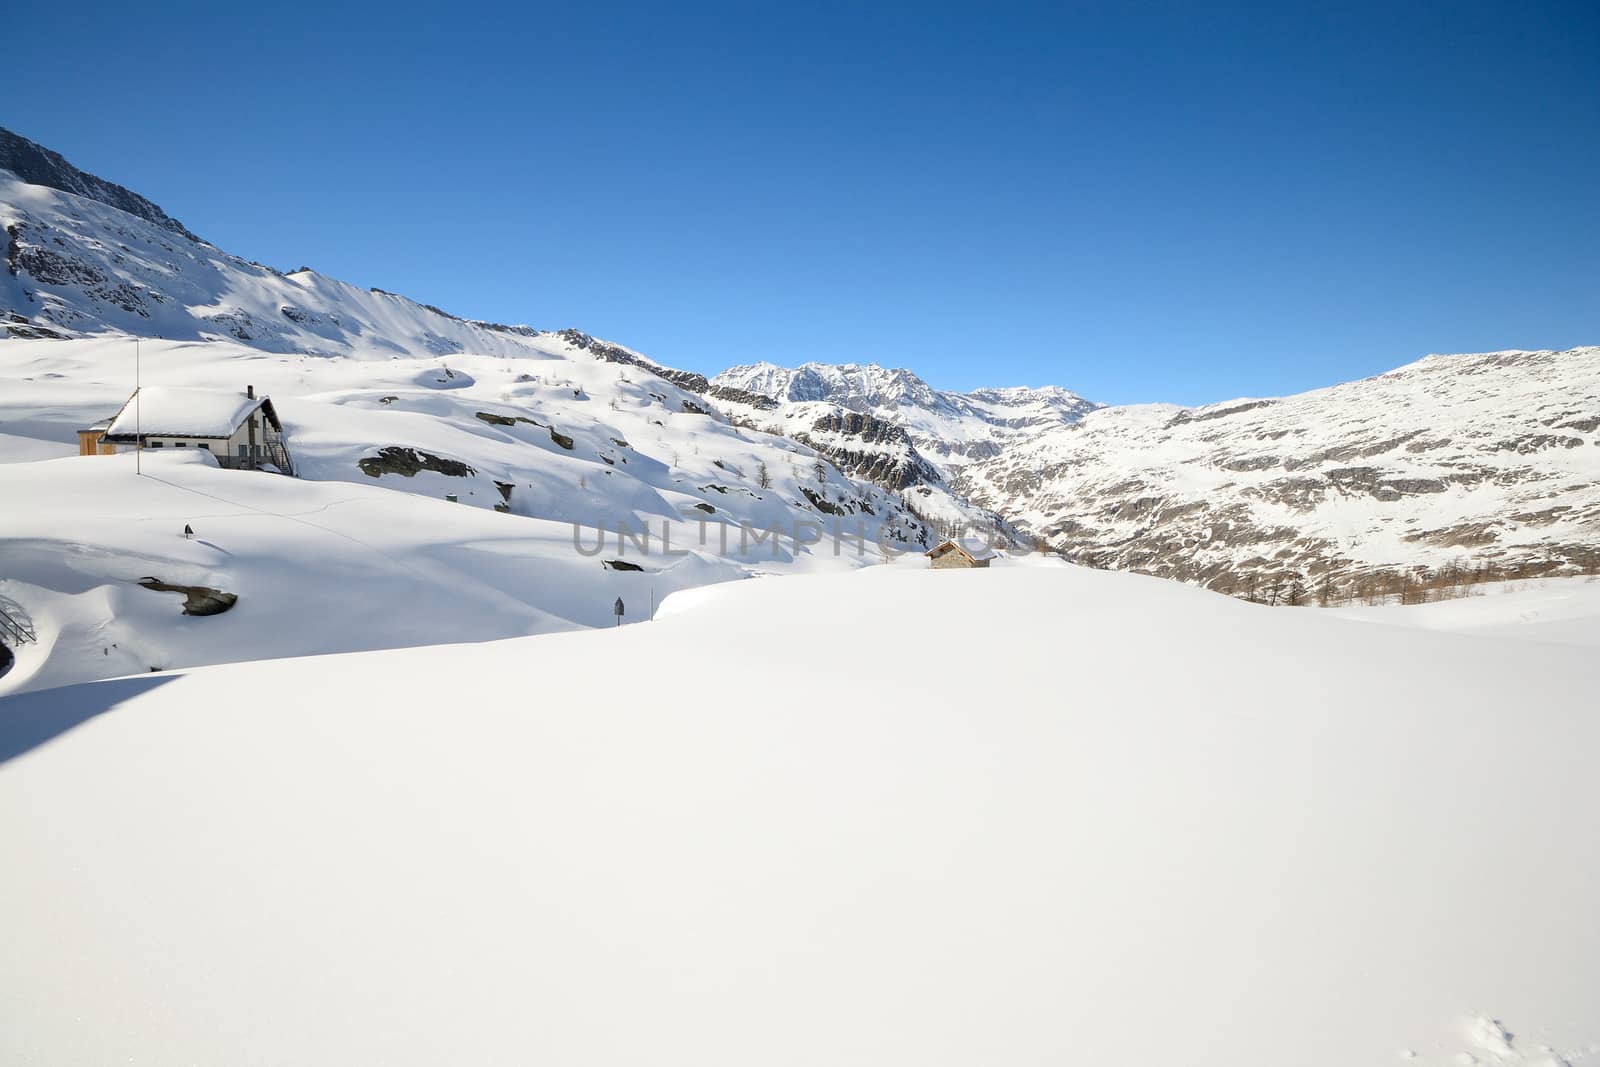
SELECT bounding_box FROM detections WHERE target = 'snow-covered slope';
[0,127,199,241]
[1329,575,1600,649]
[3,563,1597,1065]
[1,127,555,357]
[0,450,749,694]
[0,334,930,693]
[957,347,1600,590]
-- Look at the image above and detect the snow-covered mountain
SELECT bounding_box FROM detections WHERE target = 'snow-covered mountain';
[956,347,1600,590]
[1,130,549,357]
[4,122,1596,603]
[0,127,948,692]
[713,360,1100,474]
[0,330,941,693]
[0,122,1032,541]
[707,361,1097,536]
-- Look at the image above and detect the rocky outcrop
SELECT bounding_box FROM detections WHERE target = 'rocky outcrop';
[475,411,534,428]
[10,223,106,288]
[793,411,943,491]
[555,328,711,394]
[800,486,847,515]
[474,410,575,450]
[137,578,237,616]
[358,447,476,479]
[707,384,780,410]
[2,311,66,340]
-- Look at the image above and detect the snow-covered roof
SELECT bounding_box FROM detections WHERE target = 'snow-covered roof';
[925,538,1000,561]
[103,387,276,440]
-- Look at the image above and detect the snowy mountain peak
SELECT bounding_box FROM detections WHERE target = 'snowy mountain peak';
[713,360,1096,419]
[0,126,200,242]
[714,361,933,409]
[712,359,1101,481]
[5,126,1595,603]
[956,344,1600,588]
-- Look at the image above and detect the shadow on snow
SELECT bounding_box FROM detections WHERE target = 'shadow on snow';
[0,674,177,766]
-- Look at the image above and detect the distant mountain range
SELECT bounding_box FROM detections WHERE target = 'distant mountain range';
[956,349,1600,584]
[713,361,1099,472]
[4,124,1596,590]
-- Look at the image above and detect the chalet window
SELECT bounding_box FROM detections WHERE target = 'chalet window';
[150,441,164,448]
[175,441,187,448]
[237,444,249,457]
[198,443,210,451]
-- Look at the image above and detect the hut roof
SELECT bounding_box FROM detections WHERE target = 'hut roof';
[102,388,279,441]
[925,538,999,562]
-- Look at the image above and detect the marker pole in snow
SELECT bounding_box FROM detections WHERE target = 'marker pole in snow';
[613,597,624,627]
[134,338,142,476]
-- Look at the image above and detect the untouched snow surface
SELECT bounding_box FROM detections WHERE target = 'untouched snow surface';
[1330,576,1600,649]
[3,563,1597,1065]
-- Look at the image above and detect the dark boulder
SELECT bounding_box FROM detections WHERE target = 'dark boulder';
[137,577,238,616]
[358,447,476,479]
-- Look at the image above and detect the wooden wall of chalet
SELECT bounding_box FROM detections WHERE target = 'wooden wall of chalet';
[78,430,114,456]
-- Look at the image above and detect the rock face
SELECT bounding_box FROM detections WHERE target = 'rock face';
[706,383,780,410]
[955,347,1600,589]
[555,329,711,395]
[707,363,1066,538]
[793,411,942,491]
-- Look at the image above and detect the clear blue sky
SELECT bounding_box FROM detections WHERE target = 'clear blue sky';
[7,1,1597,404]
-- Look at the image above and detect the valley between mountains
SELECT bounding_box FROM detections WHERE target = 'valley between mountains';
[2,123,1598,694]
[3,117,1599,1067]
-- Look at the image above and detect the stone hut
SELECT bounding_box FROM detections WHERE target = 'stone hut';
[925,538,998,569]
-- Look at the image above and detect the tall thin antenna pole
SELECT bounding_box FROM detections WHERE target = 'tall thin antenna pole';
[135,338,142,476]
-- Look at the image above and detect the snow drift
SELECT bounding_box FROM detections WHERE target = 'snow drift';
[2,564,1596,1065]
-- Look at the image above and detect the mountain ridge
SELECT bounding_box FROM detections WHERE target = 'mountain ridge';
[4,126,1596,593]
[955,344,1600,588]
[0,126,201,243]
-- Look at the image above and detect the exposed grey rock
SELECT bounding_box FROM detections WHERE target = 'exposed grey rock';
[707,384,780,410]
[556,328,711,393]
[137,577,237,616]
[358,447,476,479]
